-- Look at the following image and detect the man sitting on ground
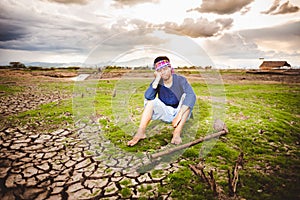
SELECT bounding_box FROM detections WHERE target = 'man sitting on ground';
[127,56,196,146]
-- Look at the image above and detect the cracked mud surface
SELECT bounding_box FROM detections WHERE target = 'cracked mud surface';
[0,69,179,199]
[2,68,298,199]
[0,125,180,199]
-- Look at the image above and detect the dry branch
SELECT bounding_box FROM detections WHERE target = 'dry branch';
[228,152,244,196]
[189,164,225,198]
[149,129,228,159]
[189,152,244,199]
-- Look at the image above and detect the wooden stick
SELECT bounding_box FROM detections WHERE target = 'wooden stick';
[232,152,243,194]
[149,129,228,159]
[190,164,224,198]
[208,170,217,196]
[228,152,243,196]
[189,164,209,183]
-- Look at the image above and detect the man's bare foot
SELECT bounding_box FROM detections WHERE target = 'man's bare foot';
[127,133,146,146]
[171,134,182,145]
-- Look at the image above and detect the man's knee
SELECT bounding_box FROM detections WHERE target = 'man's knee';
[144,99,154,106]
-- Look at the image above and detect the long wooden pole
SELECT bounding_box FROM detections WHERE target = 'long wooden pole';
[149,129,228,160]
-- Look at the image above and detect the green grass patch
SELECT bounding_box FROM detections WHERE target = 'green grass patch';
[9,74,298,199]
[93,79,300,199]
[0,84,23,96]
[7,99,73,132]
[96,78,300,199]
[166,167,215,199]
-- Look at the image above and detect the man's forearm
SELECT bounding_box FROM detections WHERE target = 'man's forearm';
[152,71,161,89]
[172,105,190,128]
[178,105,189,117]
[152,76,161,89]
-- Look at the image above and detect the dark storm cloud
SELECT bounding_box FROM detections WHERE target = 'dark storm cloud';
[112,0,160,8]
[0,17,100,52]
[0,20,28,41]
[0,21,111,52]
[0,13,160,56]
[187,0,254,15]
[0,0,109,52]
[261,0,299,15]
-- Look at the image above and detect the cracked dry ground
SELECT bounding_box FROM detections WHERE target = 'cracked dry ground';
[0,72,179,199]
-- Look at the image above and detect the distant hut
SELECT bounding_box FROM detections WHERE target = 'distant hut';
[259,61,291,70]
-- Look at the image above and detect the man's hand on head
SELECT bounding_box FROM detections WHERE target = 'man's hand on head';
[154,71,161,80]
[152,71,161,89]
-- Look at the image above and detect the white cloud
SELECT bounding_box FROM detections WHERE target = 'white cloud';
[111,0,160,8]
[202,20,300,68]
[261,0,299,15]
[0,0,299,68]
[261,0,281,14]
[188,0,254,15]
[203,33,262,59]
[43,0,89,5]
[239,20,300,52]
[159,18,233,38]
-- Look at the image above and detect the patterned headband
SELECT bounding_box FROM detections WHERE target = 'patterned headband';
[154,60,171,71]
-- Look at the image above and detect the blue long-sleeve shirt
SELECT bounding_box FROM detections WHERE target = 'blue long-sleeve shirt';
[145,74,196,110]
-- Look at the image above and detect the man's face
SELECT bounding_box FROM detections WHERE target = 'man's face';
[157,66,171,80]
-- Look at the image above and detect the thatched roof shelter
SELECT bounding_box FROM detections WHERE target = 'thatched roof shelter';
[259,61,291,70]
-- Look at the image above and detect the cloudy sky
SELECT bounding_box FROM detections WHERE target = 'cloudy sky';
[0,0,299,68]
